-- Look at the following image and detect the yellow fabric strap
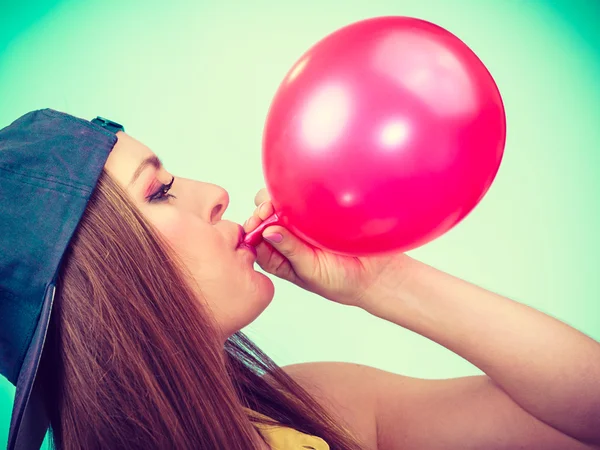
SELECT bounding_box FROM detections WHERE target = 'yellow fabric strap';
[245,408,330,450]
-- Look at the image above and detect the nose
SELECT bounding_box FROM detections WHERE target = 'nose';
[208,185,229,223]
[179,178,230,223]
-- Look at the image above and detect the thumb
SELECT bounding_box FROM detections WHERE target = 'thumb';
[261,225,313,264]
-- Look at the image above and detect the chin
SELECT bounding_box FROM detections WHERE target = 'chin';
[249,272,276,318]
[222,273,276,339]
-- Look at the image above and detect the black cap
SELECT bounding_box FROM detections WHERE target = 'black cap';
[0,108,121,449]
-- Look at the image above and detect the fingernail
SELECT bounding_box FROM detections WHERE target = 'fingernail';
[263,233,283,244]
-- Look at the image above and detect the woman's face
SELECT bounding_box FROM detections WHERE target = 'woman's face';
[104,132,274,340]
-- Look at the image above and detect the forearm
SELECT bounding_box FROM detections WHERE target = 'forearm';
[364,256,600,445]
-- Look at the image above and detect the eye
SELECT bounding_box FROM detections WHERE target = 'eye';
[147,176,176,203]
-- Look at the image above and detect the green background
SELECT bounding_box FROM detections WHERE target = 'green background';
[1,0,599,447]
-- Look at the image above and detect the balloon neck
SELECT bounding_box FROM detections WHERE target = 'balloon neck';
[242,212,282,247]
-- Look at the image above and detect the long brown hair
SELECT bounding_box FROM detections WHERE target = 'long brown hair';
[36,171,364,450]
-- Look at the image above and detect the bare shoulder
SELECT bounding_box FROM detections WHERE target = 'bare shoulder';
[281,362,599,450]
[282,361,379,450]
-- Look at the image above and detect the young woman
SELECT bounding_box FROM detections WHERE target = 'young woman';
[2,109,599,450]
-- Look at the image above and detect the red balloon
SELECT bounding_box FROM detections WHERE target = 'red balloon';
[244,16,506,256]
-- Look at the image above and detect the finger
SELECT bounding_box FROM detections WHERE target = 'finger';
[256,200,274,221]
[243,215,261,233]
[243,201,274,233]
[254,188,270,207]
[261,225,315,270]
[255,239,298,285]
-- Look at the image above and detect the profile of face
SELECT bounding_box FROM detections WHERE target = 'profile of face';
[104,132,275,340]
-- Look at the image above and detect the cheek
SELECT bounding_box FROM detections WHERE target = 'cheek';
[145,209,202,259]
[148,210,218,265]
[149,209,187,244]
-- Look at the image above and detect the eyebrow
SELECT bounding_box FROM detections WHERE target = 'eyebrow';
[129,155,163,187]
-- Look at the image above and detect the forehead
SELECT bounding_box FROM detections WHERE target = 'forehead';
[104,132,153,184]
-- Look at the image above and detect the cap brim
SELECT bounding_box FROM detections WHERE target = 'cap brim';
[8,283,55,450]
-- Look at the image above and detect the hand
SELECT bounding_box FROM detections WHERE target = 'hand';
[243,189,415,309]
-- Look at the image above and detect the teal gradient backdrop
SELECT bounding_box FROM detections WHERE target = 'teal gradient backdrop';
[1,0,599,447]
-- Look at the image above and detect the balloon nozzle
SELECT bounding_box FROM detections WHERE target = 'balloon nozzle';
[242,212,282,247]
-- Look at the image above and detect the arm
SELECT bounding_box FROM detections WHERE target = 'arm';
[284,362,599,450]
[363,256,600,446]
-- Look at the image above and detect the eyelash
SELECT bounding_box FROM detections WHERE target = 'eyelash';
[148,176,176,203]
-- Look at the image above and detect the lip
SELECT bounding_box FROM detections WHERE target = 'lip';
[236,225,257,259]
[239,242,258,259]
[236,225,246,247]
[235,225,246,249]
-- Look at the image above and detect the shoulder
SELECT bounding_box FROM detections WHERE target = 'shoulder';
[281,361,379,450]
[282,362,600,450]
